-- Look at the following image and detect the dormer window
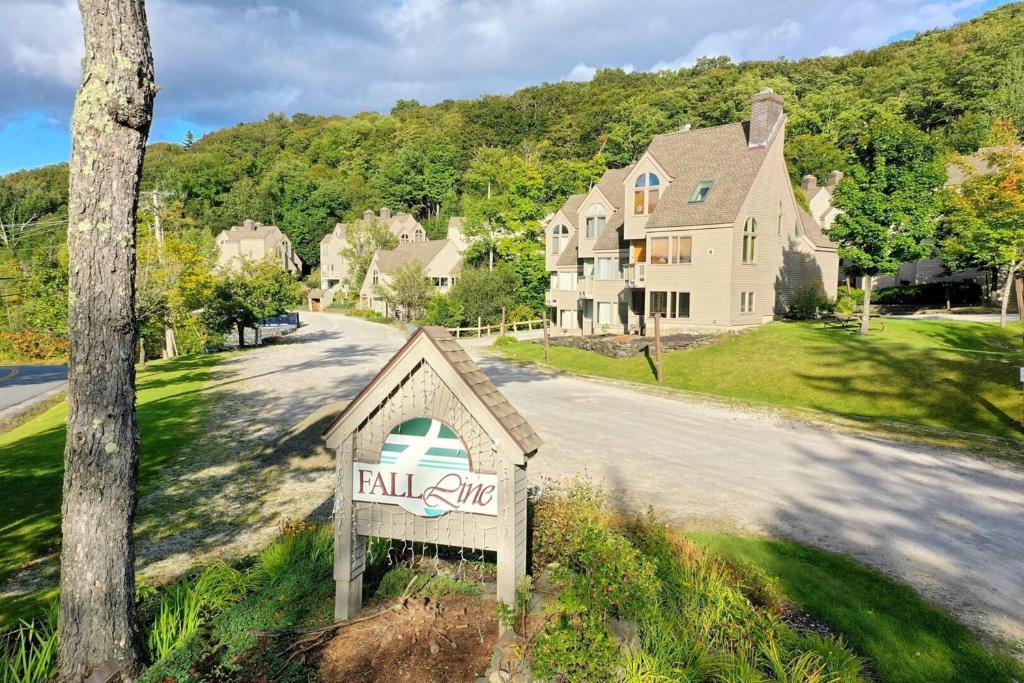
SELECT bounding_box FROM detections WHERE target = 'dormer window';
[414,228,425,241]
[585,204,607,239]
[633,173,660,216]
[689,181,714,203]
[400,233,410,243]
[551,224,569,255]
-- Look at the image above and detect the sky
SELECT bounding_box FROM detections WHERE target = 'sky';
[0,0,1013,175]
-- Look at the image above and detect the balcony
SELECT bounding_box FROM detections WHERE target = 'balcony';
[624,263,646,287]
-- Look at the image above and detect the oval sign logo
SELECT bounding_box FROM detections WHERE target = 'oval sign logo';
[353,418,497,517]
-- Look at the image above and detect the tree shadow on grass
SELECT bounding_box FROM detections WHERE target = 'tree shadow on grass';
[788,323,1023,440]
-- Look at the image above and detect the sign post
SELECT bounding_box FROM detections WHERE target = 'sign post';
[543,311,550,363]
[653,313,663,383]
[325,327,541,623]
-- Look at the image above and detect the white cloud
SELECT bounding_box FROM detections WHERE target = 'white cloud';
[565,63,597,82]
[0,0,1009,140]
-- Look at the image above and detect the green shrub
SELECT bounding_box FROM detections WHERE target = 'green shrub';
[532,608,620,683]
[493,334,517,347]
[374,566,481,600]
[0,603,58,683]
[873,280,983,308]
[139,524,335,683]
[346,307,389,323]
[421,295,464,327]
[786,283,831,320]
[530,483,867,683]
[507,304,536,323]
[0,330,68,362]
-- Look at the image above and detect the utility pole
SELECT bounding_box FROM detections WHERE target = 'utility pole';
[148,190,178,358]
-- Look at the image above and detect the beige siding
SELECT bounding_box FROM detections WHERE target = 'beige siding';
[576,187,613,259]
[320,231,349,290]
[545,209,576,272]
[623,154,671,240]
[644,226,735,329]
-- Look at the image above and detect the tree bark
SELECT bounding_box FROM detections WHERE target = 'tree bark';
[859,275,873,335]
[237,321,246,348]
[59,1,155,681]
[998,262,1020,329]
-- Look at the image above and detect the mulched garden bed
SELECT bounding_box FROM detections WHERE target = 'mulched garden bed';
[316,593,498,682]
[541,332,719,358]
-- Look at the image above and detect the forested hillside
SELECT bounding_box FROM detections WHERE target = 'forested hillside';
[1,3,1022,311]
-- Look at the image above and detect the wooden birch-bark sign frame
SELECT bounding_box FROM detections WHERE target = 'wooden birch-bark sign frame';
[324,327,541,621]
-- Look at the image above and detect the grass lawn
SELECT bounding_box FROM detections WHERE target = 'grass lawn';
[499,319,1024,442]
[693,533,1024,683]
[0,354,220,624]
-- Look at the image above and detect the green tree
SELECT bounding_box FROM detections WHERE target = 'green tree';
[829,109,946,334]
[376,261,432,321]
[204,261,302,347]
[939,120,1024,327]
[341,219,399,294]
[449,265,519,325]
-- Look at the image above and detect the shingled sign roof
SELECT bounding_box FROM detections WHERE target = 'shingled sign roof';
[325,326,541,460]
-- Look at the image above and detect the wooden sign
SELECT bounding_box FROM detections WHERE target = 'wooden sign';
[325,327,541,621]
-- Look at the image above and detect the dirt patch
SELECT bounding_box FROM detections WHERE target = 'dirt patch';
[317,594,498,683]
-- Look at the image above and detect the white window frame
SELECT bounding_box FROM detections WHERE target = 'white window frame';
[585,204,607,239]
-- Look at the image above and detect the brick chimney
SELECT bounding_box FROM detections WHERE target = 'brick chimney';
[801,175,818,192]
[362,209,375,221]
[748,88,784,148]
[826,170,844,188]
[380,207,391,220]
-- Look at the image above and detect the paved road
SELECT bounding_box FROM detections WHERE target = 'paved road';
[0,364,67,413]
[223,313,1024,643]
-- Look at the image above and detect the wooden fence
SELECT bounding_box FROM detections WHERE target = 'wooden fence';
[446,318,545,338]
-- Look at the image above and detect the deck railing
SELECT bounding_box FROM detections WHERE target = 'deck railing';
[446,318,546,338]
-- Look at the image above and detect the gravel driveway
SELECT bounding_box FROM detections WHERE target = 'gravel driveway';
[294,314,1023,644]
[12,312,1016,645]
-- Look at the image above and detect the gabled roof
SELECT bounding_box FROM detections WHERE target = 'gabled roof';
[644,121,771,229]
[376,240,452,273]
[946,145,1023,186]
[555,234,579,267]
[219,220,288,244]
[320,223,347,244]
[325,326,541,462]
[558,194,586,229]
[798,206,836,250]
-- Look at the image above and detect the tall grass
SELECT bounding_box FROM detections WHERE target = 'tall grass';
[0,603,57,683]
[530,479,867,683]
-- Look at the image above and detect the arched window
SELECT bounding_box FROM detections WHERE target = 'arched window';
[400,233,410,244]
[551,224,569,255]
[585,204,607,238]
[633,173,660,216]
[414,228,425,241]
[742,217,757,263]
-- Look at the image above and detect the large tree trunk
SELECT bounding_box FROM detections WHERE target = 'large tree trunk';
[237,321,246,348]
[998,262,1020,329]
[59,1,155,681]
[859,275,874,335]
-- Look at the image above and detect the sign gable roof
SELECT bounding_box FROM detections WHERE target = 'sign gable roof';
[325,327,541,463]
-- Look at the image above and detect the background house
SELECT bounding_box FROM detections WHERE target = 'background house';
[359,240,462,317]
[315,211,470,311]
[216,219,303,273]
[545,89,838,335]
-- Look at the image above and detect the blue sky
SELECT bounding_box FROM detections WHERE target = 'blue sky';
[0,0,1013,175]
